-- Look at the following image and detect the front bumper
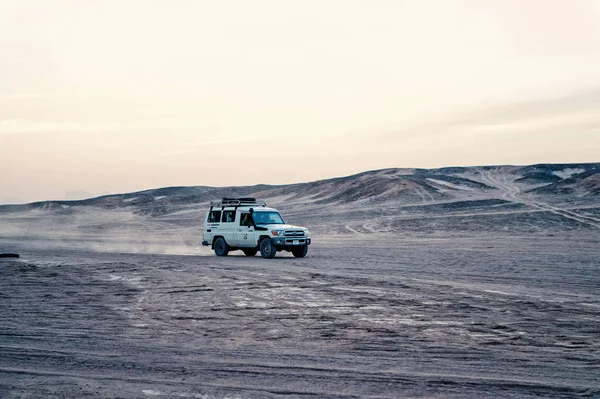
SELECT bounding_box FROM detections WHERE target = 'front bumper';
[272,237,311,248]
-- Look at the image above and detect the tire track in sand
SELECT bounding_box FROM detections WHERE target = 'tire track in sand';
[479,169,600,229]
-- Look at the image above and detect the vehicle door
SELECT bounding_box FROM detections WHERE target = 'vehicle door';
[237,211,256,247]
[204,209,222,244]
[220,209,237,246]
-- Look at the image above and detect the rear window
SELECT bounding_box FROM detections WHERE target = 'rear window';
[221,210,236,223]
[207,210,221,223]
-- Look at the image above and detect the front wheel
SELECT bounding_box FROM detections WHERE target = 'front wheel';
[260,238,276,259]
[242,248,257,257]
[292,245,308,258]
[213,237,229,256]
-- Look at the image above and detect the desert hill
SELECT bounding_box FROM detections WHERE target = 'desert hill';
[4,162,599,210]
[1,163,599,254]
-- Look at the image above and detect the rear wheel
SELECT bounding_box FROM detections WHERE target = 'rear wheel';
[242,248,257,257]
[213,237,229,256]
[260,238,276,259]
[292,245,308,258]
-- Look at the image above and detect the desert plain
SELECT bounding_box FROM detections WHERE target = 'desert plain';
[1,164,599,398]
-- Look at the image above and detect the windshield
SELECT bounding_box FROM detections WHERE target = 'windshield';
[253,211,285,225]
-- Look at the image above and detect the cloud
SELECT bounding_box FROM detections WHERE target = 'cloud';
[455,88,600,125]
[0,119,146,135]
[0,93,56,100]
[379,88,600,141]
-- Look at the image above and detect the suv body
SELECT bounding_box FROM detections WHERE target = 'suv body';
[201,198,311,258]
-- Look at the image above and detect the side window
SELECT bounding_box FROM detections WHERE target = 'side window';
[240,213,253,226]
[207,210,221,223]
[221,210,236,223]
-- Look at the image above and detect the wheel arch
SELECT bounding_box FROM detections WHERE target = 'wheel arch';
[258,235,271,243]
[211,235,225,249]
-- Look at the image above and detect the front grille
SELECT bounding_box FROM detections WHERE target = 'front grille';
[284,230,304,237]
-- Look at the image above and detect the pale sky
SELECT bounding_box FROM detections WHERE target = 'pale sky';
[1,0,599,204]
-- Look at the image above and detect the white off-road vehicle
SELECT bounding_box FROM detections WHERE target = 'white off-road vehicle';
[201,198,311,258]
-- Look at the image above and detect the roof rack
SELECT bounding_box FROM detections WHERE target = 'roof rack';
[210,197,267,208]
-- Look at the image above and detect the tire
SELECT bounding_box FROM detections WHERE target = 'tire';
[213,237,229,256]
[292,245,308,258]
[242,248,257,257]
[259,238,276,259]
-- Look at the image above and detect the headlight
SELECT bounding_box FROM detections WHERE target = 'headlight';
[272,230,285,236]
[304,229,309,236]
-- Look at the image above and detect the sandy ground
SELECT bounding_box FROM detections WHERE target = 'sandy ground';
[2,165,599,397]
[1,233,599,398]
